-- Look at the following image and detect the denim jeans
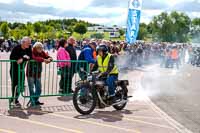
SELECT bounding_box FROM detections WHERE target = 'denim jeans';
[27,77,42,104]
[171,59,179,69]
[106,75,118,96]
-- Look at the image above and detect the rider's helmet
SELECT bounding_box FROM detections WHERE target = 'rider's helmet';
[96,44,108,54]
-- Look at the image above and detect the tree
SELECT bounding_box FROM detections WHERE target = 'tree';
[119,29,125,36]
[191,18,200,42]
[192,18,200,26]
[150,11,191,42]
[170,11,191,42]
[91,33,104,39]
[33,22,42,33]
[137,23,148,40]
[26,24,33,36]
[0,22,9,39]
[9,29,26,40]
[67,26,74,35]
[74,23,87,35]
[1,19,96,39]
[151,12,174,42]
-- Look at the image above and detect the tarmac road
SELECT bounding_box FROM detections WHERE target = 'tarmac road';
[142,64,200,133]
[0,51,194,133]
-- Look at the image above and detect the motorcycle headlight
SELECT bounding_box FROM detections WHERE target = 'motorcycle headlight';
[87,75,92,81]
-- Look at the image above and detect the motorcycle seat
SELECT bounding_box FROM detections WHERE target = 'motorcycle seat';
[115,80,129,86]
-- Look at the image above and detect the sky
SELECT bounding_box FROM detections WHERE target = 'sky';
[0,0,199,26]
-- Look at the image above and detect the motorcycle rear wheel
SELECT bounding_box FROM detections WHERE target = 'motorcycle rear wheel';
[113,85,128,110]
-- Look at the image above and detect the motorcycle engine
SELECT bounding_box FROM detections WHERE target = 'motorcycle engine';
[97,86,108,100]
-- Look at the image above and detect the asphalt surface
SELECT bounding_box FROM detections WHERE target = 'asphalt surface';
[142,64,200,133]
[0,69,184,133]
[0,51,195,133]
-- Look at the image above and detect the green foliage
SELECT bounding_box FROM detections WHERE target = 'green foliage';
[72,32,82,40]
[74,23,87,35]
[151,12,174,42]
[0,18,96,40]
[119,29,125,36]
[0,22,9,39]
[137,23,148,40]
[33,22,42,33]
[190,18,200,43]
[0,15,198,42]
[170,11,191,42]
[150,11,191,42]
[191,18,200,35]
[90,33,104,39]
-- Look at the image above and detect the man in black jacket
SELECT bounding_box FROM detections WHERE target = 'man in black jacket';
[10,37,32,105]
[65,37,77,93]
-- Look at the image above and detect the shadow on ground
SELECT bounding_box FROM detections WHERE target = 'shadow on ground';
[74,109,139,122]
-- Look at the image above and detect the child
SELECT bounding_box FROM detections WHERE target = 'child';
[27,42,53,106]
[57,39,71,94]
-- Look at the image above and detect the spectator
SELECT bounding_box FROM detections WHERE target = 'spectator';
[171,45,179,69]
[27,42,53,106]
[165,48,172,68]
[65,37,77,93]
[10,37,32,106]
[128,45,137,68]
[111,41,120,56]
[82,41,87,49]
[57,39,71,94]
[136,45,143,67]
[78,40,96,80]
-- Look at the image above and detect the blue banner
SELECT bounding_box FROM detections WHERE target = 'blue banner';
[126,0,142,44]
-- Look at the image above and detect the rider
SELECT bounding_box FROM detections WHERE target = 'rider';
[93,44,119,103]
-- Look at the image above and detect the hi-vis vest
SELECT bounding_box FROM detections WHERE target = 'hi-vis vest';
[97,53,119,74]
[171,49,178,59]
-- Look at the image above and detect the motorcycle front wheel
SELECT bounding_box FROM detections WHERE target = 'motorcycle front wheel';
[73,85,96,115]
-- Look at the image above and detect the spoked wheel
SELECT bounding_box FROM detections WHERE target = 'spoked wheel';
[113,85,128,110]
[73,85,96,115]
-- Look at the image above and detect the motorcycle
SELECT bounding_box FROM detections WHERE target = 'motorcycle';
[73,69,130,115]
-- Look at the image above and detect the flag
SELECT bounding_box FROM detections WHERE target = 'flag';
[126,0,142,44]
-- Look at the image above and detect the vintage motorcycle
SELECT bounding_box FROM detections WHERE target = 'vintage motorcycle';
[73,69,130,115]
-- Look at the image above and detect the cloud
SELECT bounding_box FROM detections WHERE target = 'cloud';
[0,2,56,15]
[0,1,124,19]
[89,0,128,8]
[0,0,199,26]
[142,0,169,10]
[0,0,14,4]
[173,0,200,12]
[89,0,169,10]
[24,0,93,11]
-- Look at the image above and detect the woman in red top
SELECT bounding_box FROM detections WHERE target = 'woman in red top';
[27,42,53,106]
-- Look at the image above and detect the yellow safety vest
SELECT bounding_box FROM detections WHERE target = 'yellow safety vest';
[97,53,118,75]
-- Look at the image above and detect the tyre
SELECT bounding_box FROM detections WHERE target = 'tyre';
[113,85,128,110]
[73,85,96,115]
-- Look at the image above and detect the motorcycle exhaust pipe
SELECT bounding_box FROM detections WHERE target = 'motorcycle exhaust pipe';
[111,96,132,106]
[127,96,133,98]
[112,100,128,106]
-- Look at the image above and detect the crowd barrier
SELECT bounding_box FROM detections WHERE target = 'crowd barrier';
[0,60,89,109]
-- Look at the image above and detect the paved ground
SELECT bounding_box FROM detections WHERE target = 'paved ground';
[0,68,191,133]
[0,51,194,133]
[142,64,200,133]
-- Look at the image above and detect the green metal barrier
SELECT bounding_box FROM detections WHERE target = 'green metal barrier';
[0,60,22,109]
[0,59,89,109]
[21,60,89,99]
[0,60,17,99]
